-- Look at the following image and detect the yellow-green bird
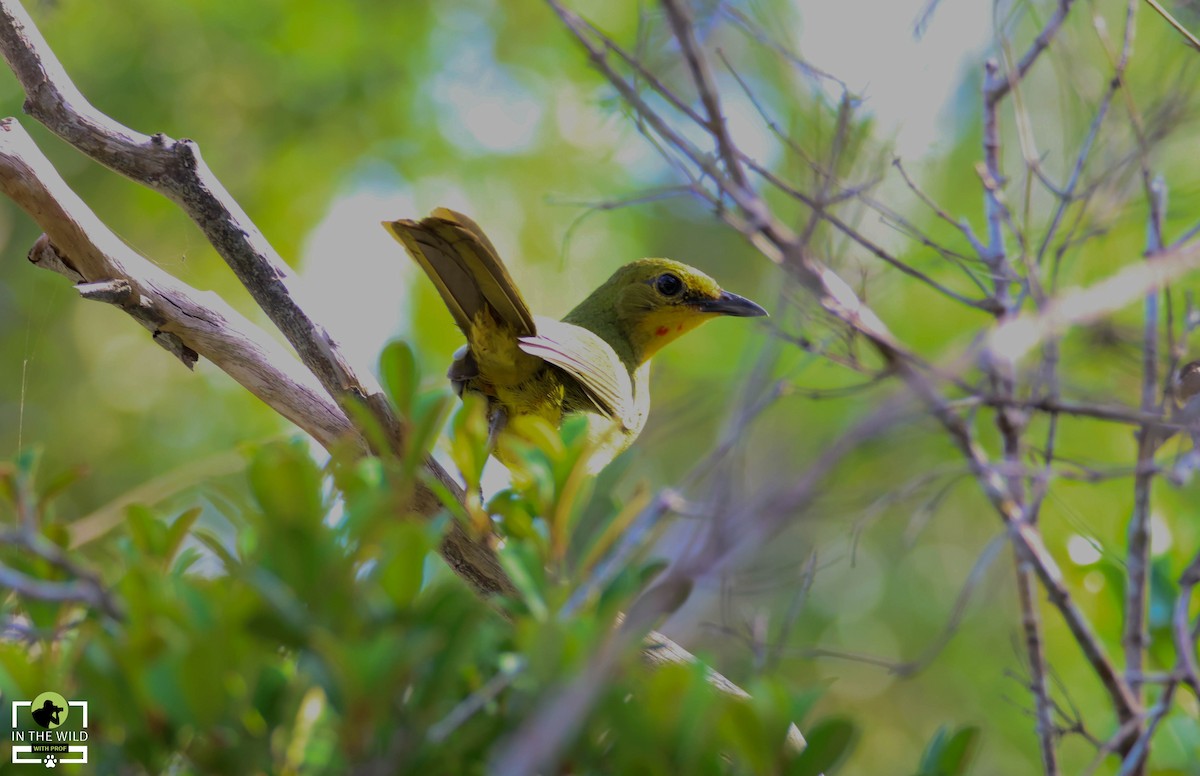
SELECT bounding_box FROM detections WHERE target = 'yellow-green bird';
[384,208,767,472]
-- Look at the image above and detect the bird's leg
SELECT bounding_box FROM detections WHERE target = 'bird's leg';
[487,405,508,455]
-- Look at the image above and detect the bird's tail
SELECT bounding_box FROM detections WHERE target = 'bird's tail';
[384,208,536,338]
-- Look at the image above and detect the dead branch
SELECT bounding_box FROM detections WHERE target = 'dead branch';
[0,0,403,445]
[0,120,355,451]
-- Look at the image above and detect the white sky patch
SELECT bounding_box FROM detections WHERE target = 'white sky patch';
[299,186,419,371]
[553,86,674,186]
[609,128,674,185]
[1151,511,1173,555]
[796,0,991,159]
[480,456,512,496]
[1066,533,1102,566]
[428,12,544,157]
[721,84,780,169]
[435,74,544,155]
[555,85,618,151]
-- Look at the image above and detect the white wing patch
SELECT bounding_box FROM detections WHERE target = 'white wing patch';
[518,315,639,430]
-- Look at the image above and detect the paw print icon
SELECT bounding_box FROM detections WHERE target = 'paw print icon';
[43,754,57,768]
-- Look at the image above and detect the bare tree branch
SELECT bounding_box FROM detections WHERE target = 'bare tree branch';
[544,6,1170,766]
[984,0,1077,108]
[659,0,753,193]
[0,120,356,451]
[0,0,403,447]
[1174,551,1200,696]
[1124,175,1167,712]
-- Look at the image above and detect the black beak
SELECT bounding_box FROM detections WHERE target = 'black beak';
[695,290,768,318]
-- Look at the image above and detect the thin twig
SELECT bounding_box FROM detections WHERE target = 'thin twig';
[659,0,751,192]
[1124,175,1166,717]
[1173,550,1200,696]
[1142,0,1200,51]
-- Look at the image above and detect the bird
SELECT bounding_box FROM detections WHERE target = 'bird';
[383,208,767,472]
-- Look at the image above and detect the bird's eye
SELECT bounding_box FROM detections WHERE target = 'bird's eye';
[656,273,683,296]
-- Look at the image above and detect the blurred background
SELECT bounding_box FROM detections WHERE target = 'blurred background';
[4,0,1200,772]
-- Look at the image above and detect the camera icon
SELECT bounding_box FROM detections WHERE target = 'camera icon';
[31,699,65,729]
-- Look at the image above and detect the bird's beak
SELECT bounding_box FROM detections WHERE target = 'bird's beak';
[695,290,768,318]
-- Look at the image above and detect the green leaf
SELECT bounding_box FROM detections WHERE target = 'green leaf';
[497,541,548,620]
[194,528,238,570]
[916,725,980,776]
[487,489,538,541]
[403,391,453,474]
[246,568,310,647]
[558,413,590,448]
[418,468,470,525]
[164,507,202,563]
[38,463,88,506]
[789,686,827,728]
[379,339,419,417]
[379,521,432,607]
[13,448,39,483]
[125,503,165,556]
[171,546,203,576]
[343,399,391,459]
[247,441,324,526]
[720,699,771,772]
[787,717,857,776]
[449,392,490,490]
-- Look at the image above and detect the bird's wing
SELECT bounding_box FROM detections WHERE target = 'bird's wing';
[384,209,536,337]
[519,316,637,429]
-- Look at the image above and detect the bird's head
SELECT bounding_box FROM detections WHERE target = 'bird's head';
[567,258,767,366]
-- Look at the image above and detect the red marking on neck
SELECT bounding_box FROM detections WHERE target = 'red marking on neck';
[655,326,669,337]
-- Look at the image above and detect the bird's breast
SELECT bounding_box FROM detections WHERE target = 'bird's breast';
[573,361,650,473]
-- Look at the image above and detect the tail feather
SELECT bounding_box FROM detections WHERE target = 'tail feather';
[386,220,476,332]
[430,207,503,267]
[384,209,536,338]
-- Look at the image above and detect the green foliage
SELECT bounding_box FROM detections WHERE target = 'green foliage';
[914,725,980,776]
[0,346,864,773]
[788,717,856,776]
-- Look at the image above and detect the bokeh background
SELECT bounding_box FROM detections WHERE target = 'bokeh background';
[4,0,1200,772]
